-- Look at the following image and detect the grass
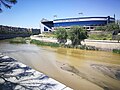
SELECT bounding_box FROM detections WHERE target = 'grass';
[9,37,30,44]
[89,33,112,40]
[42,32,56,38]
[30,39,60,47]
[63,44,98,51]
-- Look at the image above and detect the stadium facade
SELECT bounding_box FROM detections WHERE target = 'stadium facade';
[40,16,115,33]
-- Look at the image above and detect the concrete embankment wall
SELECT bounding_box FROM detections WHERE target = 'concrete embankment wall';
[0,34,31,40]
[0,54,73,90]
[82,39,120,51]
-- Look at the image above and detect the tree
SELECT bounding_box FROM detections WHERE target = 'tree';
[112,30,120,43]
[55,28,67,44]
[0,0,17,12]
[116,19,120,27]
[68,26,88,46]
[116,34,120,43]
[95,26,106,31]
[112,34,120,43]
[105,23,119,31]
[95,23,120,31]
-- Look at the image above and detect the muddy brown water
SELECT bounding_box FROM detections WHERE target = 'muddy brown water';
[0,41,120,90]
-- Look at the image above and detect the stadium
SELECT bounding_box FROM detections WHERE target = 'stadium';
[40,16,115,33]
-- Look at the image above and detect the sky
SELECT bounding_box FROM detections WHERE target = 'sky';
[0,0,120,29]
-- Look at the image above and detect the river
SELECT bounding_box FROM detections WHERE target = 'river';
[0,41,120,90]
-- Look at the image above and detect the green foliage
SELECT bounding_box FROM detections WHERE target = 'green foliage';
[68,26,88,46]
[9,37,26,44]
[112,34,120,43]
[95,26,106,31]
[0,29,31,35]
[113,49,120,54]
[63,44,98,50]
[42,32,56,38]
[95,23,120,31]
[94,23,120,40]
[24,37,31,40]
[78,45,98,50]
[0,0,17,12]
[89,33,112,40]
[55,28,67,44]
[30,39,60,47]
[105,23,120,31]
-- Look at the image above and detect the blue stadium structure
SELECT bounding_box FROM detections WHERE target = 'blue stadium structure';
[40,16,115,33]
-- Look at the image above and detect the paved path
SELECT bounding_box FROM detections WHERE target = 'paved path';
[0,54,73,90]
[30,35,58,43]
[82,39,120,51]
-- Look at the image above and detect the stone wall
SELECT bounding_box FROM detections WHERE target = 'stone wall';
[0,34,31,40]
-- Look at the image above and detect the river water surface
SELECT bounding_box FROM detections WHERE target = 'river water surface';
[0,41,120,90]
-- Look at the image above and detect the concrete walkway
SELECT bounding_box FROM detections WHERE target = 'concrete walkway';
[30,35,58,43]
[0,54,73,90]
[82,39,120,51]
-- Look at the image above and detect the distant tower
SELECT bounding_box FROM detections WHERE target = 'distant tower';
[114,14,115,19]
[114,14,116,23]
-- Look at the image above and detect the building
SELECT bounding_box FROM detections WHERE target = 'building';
[29,28,41,35]
[40,21,53,33]
[40,16,115,33]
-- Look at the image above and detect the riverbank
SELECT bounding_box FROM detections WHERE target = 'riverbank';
[8,35,120,52]
[0,53,72,90]
[30,39,60,47]
[30,35,120,53]
[82,39,120,51]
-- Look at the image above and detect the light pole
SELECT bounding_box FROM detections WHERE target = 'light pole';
[53,15,57,19]
[78,12,83,17]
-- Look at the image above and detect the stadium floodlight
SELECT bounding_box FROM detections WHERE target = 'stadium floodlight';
[78,13,83,17]
[78,12,83,15]
[53,15,57,19]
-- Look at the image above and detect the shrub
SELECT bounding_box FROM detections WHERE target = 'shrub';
[30,39,60,47]
[55,28,67,44]
[89,33,112,40]
[113,49,120,54]
[9,37,26,44]
[68,26,88,46]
